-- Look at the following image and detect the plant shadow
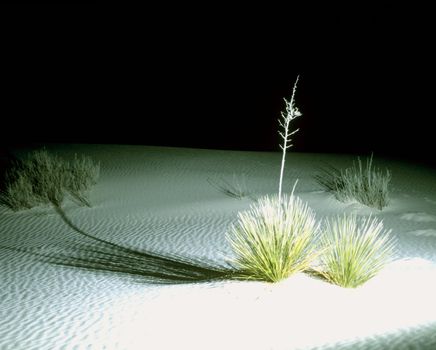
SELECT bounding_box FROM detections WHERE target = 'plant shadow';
[313,163,343,193]
[1,205,237,285]
[207,174,254,200]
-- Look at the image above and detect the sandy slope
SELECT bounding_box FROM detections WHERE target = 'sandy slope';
[1,144,436,350]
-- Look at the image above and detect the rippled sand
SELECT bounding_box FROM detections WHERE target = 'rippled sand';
[1,144,435,349]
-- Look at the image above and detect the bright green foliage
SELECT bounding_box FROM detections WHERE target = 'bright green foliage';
[316,155,391,210]
[319,214,395,288]
[1,149,100,210]
[227,192,320,282]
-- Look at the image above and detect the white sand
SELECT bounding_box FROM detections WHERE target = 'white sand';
[1,144,436,350]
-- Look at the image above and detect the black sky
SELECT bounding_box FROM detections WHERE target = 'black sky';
[2,4,435,166]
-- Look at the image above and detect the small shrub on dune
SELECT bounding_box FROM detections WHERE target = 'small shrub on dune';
[227,192,320,282]
[318,214,395,288]
[2,150,67,209]
[1,149,100,211]
[65,154,100,206]
[316,154,391,210]
[1,172,37,210]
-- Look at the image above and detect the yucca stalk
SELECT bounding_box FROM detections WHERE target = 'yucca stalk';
[278,76,301,202]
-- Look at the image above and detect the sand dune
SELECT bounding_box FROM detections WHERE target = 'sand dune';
[1,144,436,349]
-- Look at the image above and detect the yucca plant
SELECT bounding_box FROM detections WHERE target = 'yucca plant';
[227,190,320,282]
[318,214,395,288]
[227,77,321,282]
[316,154,391,210]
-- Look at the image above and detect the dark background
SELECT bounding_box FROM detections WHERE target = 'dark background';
[2,4,435,167]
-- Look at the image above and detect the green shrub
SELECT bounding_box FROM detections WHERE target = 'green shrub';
[1,149,100,211]
[227,192,320,282]
[318,214,395,288]
[316,155,391,210]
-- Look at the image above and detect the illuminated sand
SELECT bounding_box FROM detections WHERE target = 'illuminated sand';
[1,144,436,349]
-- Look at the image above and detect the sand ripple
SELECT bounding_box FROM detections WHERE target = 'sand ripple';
[400,212,436,223]
[1,144,436,350]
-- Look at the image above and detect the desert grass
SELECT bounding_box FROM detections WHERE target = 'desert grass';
[315,154,391,210]
[66,154,100,206]
[227,189,320,282]
[318,214,395,288]
[0,149,99,211]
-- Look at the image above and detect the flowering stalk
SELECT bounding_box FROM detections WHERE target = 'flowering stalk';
[278,76,302,202]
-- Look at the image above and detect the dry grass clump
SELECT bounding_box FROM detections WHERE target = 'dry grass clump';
[1,149,99,210]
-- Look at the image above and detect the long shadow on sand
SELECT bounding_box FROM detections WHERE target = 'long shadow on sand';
[1,205,237,284]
